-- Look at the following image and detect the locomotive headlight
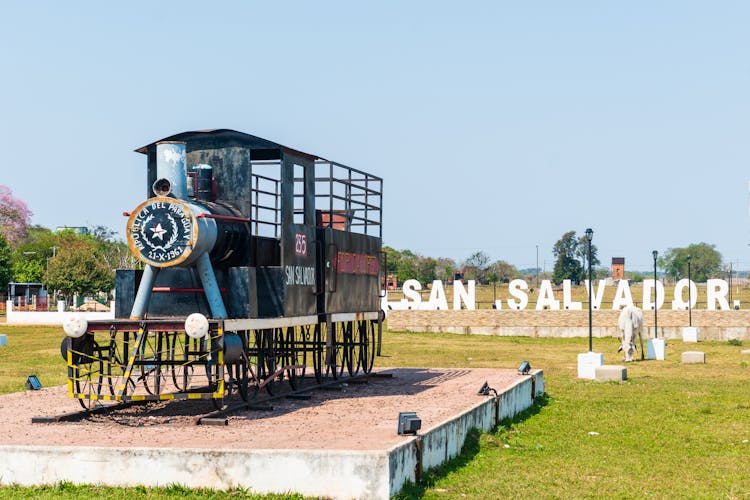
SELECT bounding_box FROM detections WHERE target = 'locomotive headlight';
[125,197,217,269]
[185,313,209,339]
[63,314,88,338]
[152,178,172,197]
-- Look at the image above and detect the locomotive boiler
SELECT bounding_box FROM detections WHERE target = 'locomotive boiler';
[62,129,383,409]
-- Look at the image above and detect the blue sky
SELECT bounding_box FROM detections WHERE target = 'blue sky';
[1,2,748,272]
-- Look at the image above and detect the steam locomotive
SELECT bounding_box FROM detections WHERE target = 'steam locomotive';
[61,129,383,409]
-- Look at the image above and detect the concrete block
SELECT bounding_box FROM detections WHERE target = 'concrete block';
[682,326,699,342]
[682,351,705,364]
[647,338,666,360]
[595,365,627,382]
[0,334,6,347]
[741,349,750,355]
[577,351,604,379]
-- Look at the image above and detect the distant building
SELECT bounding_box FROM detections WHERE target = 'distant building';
[56,226,89,235]
[611,257,625,280]
[386,274,398,290]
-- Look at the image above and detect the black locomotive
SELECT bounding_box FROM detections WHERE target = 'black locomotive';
[62,129,383,409]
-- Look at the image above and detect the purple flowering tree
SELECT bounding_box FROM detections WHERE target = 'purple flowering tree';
[0,185,32,245]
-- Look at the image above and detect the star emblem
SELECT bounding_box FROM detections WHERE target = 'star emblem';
[150,223,167,240]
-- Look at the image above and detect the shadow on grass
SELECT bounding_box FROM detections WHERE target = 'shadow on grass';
[394,393,550,499]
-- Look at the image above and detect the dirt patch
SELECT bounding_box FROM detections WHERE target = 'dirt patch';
[0,368,524,450]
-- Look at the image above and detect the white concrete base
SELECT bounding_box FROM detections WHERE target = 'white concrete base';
[682,351,706,364]
[5,300,115,325]
[682,326,699,342]
[0,334,6,347]
[0,371,544,498]
[741,349,750,356]
[595,365,627,382]
[647,338,666,360]
[577,352,604,379]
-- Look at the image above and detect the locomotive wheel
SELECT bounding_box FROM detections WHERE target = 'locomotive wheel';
[312,323,324,384]
[260,329,284,396]
[360,320,376,373]
[285,326,307,390]
[211,364,235,410]
[233,360,249,402]
[327,322,350,379]
[142,332,169,396]
[351,321,363,376]
[243,330,261,399]
[211,359,251,410]
[342,321,355,377]
[170,332,195,392]
[73,337,105,410]
[106,334,135,396]
[297,325,309,380]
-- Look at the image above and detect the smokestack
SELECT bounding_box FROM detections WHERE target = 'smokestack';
[155,141,187,199]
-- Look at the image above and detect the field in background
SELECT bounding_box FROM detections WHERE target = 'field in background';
[1,325,749,498]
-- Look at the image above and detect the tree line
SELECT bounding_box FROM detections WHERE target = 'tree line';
[384,247,535,285]
[0,185,730,303]
[386,230,726,287]
[0,185,135,303]
[551,229,725,284]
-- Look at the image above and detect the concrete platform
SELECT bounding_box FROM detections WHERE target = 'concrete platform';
[577,351,604,379]
[682,351,706,364]
[595,365,627,382]
[741,349,750,355]
[0,367,544,499]
[682,327,699,342]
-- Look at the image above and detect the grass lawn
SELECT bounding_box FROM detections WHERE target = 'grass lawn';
[1,325,749,498]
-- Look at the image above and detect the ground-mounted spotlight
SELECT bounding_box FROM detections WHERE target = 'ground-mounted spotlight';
[477,381,498,396]
[397,412,422,435]
[518,360,531,375]
[25,374,42,390]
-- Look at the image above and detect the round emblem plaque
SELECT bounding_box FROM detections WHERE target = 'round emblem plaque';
[126,197,196,267]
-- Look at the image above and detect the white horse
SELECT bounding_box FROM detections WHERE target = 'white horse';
[618,305,644,362]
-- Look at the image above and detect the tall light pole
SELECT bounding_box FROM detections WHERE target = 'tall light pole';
[536,244,539,288]
[729,261,733,307]
[585,228,594,352]
[652,250,658,338]
[688,255,693,326]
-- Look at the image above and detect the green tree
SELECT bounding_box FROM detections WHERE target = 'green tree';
[660,243,722,282]
[11,226,57,283]
[576,234,600,272]
[416,257,438,284]
[383,246,401,277]
[0,234,12,290]
[396,249,419,283]
[552,230,583,284]
[434,257,456,281]
[462,251,491,283]
[45,233,114,300]
[489,260,519,283]
[90,225,136,270]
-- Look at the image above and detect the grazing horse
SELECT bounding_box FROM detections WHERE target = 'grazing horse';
[618,305,644,362]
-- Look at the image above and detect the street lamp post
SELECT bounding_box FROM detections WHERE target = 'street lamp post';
[585,228,594,352]
[536,244,539,288]
[653,250,658,338]
[688,255,693,326]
